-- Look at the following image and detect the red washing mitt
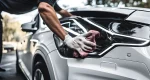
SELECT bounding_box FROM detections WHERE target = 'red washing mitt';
[73,30,100,58]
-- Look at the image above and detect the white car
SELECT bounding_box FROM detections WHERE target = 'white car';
[16,7,150,80]
[3,42,16,52]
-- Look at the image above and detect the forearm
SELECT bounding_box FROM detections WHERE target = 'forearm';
[58,10,73,17]
[38,2,67,40]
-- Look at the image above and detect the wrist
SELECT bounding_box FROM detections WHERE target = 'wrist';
[64,34,72,43]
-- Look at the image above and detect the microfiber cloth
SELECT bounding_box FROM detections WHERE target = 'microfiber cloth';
[73,30,100,57]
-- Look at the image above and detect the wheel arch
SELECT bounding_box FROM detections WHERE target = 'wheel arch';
[32,44,56,80]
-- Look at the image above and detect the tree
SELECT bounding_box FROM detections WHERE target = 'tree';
[86,0,150,8]
[2,14,21,42]
[87,0,93,5]
[148,0,150,8]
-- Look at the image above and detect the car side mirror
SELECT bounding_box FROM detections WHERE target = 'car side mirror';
[21,21,37,32]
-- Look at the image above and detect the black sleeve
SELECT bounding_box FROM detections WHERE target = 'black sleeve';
[54,3,62,12]
[39,0,56,6]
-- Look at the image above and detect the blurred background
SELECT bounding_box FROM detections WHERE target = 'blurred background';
[57,0,150,8]
[0,0,150,80]
[1,0,150,52]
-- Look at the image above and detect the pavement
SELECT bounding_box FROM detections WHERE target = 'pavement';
[0,51,26,80]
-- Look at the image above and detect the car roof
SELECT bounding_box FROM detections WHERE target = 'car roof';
[68,7,134,15]
[68,6,150,15]
[120,7,150,12]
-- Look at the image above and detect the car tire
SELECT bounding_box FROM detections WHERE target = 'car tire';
[33,61,51,80]
[11,48,14,51]
[16,50,22,74]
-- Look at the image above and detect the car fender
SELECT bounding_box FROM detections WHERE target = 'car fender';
[33,44,56,80]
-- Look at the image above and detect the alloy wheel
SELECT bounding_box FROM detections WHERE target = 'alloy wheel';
[34,69,44,80]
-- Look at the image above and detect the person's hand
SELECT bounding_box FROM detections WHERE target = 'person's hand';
[64,32,96,57]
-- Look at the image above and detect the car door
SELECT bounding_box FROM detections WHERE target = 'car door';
[19,32,33,76]
[18,14,39,78]
[56,17,150,80]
